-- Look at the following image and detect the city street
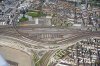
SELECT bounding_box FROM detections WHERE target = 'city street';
[0,0,100,66]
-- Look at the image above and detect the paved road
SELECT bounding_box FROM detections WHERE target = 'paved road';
[0,26,100,66]
[0,26,100,49]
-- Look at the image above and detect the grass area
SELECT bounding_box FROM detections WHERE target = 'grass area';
[19,17,28,22]
[54,49,66,59]
[32,54,40,66]
[27,11,45,18]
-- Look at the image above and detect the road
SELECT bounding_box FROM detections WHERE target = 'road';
[0,25,100,49]
[0,0,99,66]
[0,25,100,66]
[38,33,100,66]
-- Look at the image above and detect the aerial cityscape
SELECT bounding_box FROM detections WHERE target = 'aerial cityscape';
[0,0,100,66]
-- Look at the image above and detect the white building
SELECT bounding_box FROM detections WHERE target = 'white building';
[34,16,52,26]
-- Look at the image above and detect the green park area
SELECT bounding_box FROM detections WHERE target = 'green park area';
[27,11,45,18]
[19,16,28,22]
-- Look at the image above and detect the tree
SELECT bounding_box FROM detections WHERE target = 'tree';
[20,7,26,17]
